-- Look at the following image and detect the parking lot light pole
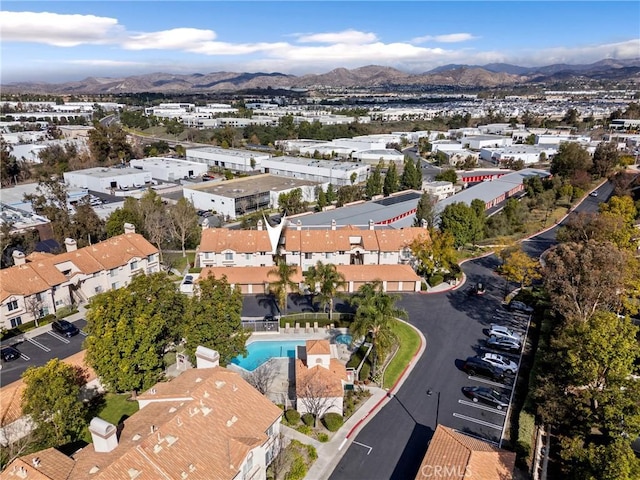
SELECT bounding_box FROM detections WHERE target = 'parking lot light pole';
[426,389,441,426]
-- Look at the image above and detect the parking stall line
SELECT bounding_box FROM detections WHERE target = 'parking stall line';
[27,338,51,352]
[47,331,70,344]
[467,376,511,389]
[79,330,88,337]
[453,413,503,430]
[458,399,507,415]
[20,353,30,361]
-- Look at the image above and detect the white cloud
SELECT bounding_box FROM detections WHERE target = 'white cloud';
[122,28,217,50]
[65,60,146,67]
[296,29,378,44]
[0,11,122,46]
[412,33,478,44]
[514,39,640,66]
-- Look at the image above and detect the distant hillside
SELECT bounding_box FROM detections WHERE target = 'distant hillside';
[2,58,638,94]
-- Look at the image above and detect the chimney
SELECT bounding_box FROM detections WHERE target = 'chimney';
[195,346,220,369]
[64,238,77,252]
[297,220,302,231]
[257,219,263,231]
[331,219,336,231]
[123,223,136,234]
[12,250,26,266]
[32,457,41,468]
[368,219,374,231]
[421,219,428,229]
[89,417,118,453]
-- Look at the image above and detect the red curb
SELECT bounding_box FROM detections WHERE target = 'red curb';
[345,323,425,439]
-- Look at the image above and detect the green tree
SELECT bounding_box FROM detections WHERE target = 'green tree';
[71,202,106,245]
[400,157,422,190]
[550,143,592,178]
[434,169,457,184]
[349,282,407,375]
[316,187,327,211]
[85,273,185,393]
[268,261,299,315]
[278,188,307,216]
[304,261,346,321]
[591,141,619,178]
[21,359,87,448]
[88,123,133,164]
[184,274,249,365]
[365,163,383,199]
[336,185,363,207]
[24,178,73,245]
[499,246,541,289]
[105,206,142,238]
[439,202,484,247]
[414,192,437,228]
[325,184,337,203]
[383,162,399,196]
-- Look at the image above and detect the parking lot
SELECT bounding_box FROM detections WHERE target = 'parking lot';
[443,306,531,445]
[0,319,88,387]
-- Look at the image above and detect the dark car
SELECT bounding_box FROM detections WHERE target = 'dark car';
[263,315,275,322]
[0,345,21,362]
[508,301,534,314]
[462,386,509,410]
[51,320,80,338]
[461,357,505,381]
[473,282,486,295]
[486,336,522,354]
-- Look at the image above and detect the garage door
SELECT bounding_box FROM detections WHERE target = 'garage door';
[352,281,367,293]
[252,283,266,295]
[239,284,250,294]
[401,281,417,292]
[386,281,400,292]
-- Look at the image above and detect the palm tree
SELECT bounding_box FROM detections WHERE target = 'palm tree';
[349,281,407,377]
[304,261,346,321]
[268,261,299,315]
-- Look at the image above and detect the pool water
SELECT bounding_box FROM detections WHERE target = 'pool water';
[335,334,353,345]
[231,340,305,371]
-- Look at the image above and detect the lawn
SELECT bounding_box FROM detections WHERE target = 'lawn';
[163,251,196,274]
[383,319,422,389]
[82,393,139,443]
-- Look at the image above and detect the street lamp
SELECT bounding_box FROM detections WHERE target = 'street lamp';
[426,389,441,426]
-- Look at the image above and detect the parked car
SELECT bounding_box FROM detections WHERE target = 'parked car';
[461,357,505,381]
[486,336,522,353]
[589,191,598,197]
[508,301,534,314]
[481,352,519,374]
[183,275,194,285]
[473,282,486,295]
[462,386,509,410]
[263,315,276,322]
[488,324,522,342]
[0,345,21,362]
[51,319,80,338]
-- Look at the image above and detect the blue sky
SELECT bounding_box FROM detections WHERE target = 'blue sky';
[1,1,639,83]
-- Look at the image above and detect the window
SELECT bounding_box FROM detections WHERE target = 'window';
[325,253,332,259]
[7,300,18,312]
[35,292,43,302]
[225,252,233,261]
[111,282,120,290]
[205,252,213,259]
[130,260,138,271]
[10,316,22,328]
[304,253,312,260]
[147,254,157,263]
[339,251,345,255]
[39,307,49,318]
[110,268,118,277]
[245,254,252,260]
[242,452,253,478]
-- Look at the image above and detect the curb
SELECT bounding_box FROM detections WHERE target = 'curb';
[344,320,426,440]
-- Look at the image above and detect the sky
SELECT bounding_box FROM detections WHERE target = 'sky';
[1,1,639,83]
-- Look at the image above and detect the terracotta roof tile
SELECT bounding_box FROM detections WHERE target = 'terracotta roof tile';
[200,228,273,254]
[306,340,331,355]
[336,264,421,283]
[375,228,429,252]
[415,425,515,480]
[295,359,345,398]
[199,266,303,285]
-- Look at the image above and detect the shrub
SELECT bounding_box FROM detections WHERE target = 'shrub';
[295,425,312,435]
[359,362,371,382]
[316,432,329,443]
[285,455,307,480]
[55,305,78,319]
[301,413,314,426]
[517,411,536,465]
[305,444,318,460]
[188,267,203,273]
[285,409,300,425]
[322,413,344,432]
[428,274,444,287]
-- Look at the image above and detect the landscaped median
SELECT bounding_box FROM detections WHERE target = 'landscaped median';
[382,319,423,389]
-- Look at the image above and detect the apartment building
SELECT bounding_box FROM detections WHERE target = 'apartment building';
[0,224,159,330]
[1,347,283,480]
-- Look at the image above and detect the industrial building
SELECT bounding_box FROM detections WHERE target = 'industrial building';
[63,166,152,194]
[130,157,208,181]
[261,156,370,186]
[185,147,270,172]
[183,174,320,219]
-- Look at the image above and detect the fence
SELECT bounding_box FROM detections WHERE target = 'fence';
[280,312,354,327]
[242,320,280,333]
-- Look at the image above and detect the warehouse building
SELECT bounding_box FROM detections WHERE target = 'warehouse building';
[130,157,208,181]
[261,156,370,186]
[63,167,151,194]
[186,147,269,172]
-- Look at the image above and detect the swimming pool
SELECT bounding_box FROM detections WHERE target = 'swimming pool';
[231,340,305,371]
[335,334,353,345]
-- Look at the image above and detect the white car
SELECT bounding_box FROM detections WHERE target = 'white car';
[489,324,522,342]
[481,352,519,374]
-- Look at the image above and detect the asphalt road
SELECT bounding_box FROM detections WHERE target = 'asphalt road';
[0,319,88,386]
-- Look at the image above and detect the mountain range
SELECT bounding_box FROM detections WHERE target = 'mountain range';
[3,58,639,94]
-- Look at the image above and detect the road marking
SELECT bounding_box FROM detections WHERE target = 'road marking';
[467,376,512,389]
[27,338,51,352]
[47,331,70,344]
[458,399,507,415]
[79,330,88,337]
[20,353,30,361]
[352,441,373,455]
[453,413,503,430]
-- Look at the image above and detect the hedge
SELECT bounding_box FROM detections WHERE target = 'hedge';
[428,274,444,287]
[359,362,371,382]
[285,409,300,425]
[301,413,314,426]
[322,413,344,432]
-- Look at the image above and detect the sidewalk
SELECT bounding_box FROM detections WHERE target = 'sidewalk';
[8,304,89,344]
